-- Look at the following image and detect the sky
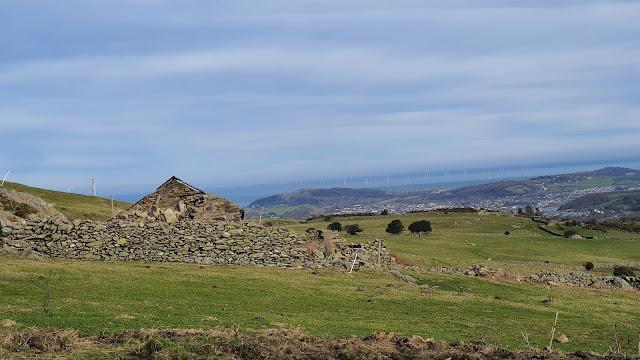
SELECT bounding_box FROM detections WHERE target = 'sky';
[1,0,639,196]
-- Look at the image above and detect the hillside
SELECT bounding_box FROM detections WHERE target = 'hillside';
[0,182,130,221]
[558,190,640,217]
[2,212,640,356]
[247,167,640,219]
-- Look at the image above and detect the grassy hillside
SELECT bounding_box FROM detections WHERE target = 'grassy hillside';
[1,210,639,356]
[559,190,640,215]
[283,212,640,273]
[1,182,130,221]
[1,255,639,354]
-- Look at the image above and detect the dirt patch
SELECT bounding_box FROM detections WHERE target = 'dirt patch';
[0,327,633,359]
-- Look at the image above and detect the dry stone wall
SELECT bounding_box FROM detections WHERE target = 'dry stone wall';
[0,218,391,269]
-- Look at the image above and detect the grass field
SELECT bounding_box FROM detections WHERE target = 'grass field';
[2,182,130,221]
[282,213,640,274]
[1,203,639,356]
[1,255,639,355]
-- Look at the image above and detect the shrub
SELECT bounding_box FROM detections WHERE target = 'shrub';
[524,204,534,217]
[613,266,636,277]
[504,231,510,236]
[13,204,37,219]
[385,219,404,235]
[327,222,342,231]
[583,261,595,271]
[344,224,363,235]
[263,221,273,227]
[133,338,163,359]
[563,230,577,238]
[380,209,389,216]
[408,220,432,237]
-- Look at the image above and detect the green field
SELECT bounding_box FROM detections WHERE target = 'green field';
[2,182,131,221]
[1,209,639,357]
[282,212,640,274]
[1,255,639,355]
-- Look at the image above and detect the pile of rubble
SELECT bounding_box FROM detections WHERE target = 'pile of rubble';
[115,176,244,224]
[464,264,507,278]
[0,186,67,227]
[442,264,640,292]
[526,271,640,291]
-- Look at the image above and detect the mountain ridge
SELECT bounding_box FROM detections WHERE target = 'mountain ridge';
[247,167,640,219]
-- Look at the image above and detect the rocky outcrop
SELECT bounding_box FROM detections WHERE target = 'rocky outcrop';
[0,186,67,225]
[1,217,391,269]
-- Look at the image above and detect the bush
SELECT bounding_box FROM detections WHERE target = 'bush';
[408,220,432,236]
[380,209,389,216]
[344,224,363,235]
[504,231,510,236]
[524,204,534,217]
[563,230,577,238]
[613,266,636,277]
[385,219,404,235]
[327,222,342,231]
[583,261,595,271]
[13,204,37,219]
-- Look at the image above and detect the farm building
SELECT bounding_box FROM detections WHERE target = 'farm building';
[116,176,244,223]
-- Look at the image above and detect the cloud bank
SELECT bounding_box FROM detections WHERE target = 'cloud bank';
[0,0,638,194]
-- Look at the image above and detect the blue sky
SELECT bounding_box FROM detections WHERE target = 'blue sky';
[1,0,639,195]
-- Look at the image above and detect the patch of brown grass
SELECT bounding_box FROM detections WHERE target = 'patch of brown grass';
[0,327,626,359]
[323,233,335,256]
[0,328,88,353]
[0,320,16,328]
[305,239,320,255]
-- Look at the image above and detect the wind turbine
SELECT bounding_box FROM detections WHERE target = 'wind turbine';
[1,171,9,186]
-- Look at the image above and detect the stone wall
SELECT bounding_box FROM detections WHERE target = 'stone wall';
[0,218,391,269]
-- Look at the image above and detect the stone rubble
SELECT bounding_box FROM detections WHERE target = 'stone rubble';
[525,271,639,291]
[420,263,640,291]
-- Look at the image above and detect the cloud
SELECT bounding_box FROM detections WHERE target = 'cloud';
[0,0,639,192]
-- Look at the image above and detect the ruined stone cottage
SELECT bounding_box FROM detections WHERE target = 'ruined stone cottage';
[116,176,244,223]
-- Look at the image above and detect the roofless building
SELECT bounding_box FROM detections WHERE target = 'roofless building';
[117,176,244,223]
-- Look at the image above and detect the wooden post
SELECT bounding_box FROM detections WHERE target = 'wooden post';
[111,195,114,216]
[549,311,559,350]
[614,324,621,354]
[377,239,382,268]
[349,252,359,274]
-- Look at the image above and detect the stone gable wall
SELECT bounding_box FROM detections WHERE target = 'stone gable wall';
[1,218,391,269]
[117,179,244,223]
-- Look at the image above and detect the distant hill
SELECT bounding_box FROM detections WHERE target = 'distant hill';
[558,190,640,217]
[1,181,131,221]
[250,188,392,207]
[247,167,640,219]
